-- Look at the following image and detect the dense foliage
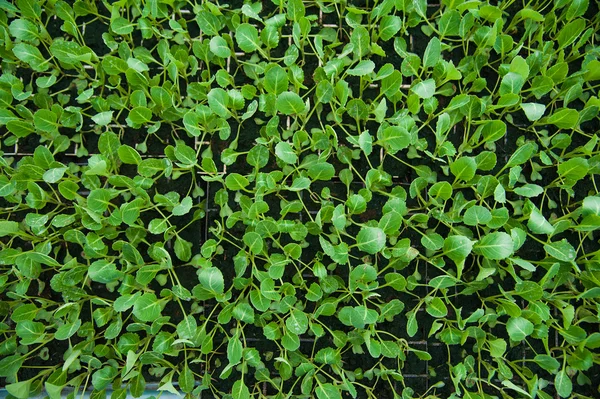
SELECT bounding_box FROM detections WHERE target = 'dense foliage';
[1,0,600,398]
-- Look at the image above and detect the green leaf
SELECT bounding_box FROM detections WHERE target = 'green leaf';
[89,260,122,284]
[378,15,401,41]
[276,92,305,115]
[55,320,81,341]
[118,145,142,164]
[350,26,370,58]
[423,37,441,68]
[232,380,250,399]
[207,88,230,118]
[178,364,194,394]
[0,355,24,377]
[198,267,225,294]
[514,184,544,197]
[275,142,298,164]
[582,196,600,216]
[557,18,586,49]
[558,158,588,183]
[307,162,335,181]
[488,339,507,358]
[210,36,231,58]
[479,120,506,143]
[225,173,249,191]
[555,370,572,398]
[315,383,342,399]
[244,232,264,254]
[16,320,45,344]
[9,19,38,41]
[506,142,536,168]
[520,103,546,121]
[347,60,375,76]
[233,303,255,323]
[228,335,243,364]
[6,380,31,399]
[12,43,49,72]
[195,10,223,35]
[444,235,473,264]
[281,331,300,351]
[527,206,554,235]
[151,86,172,110]
[544,239,577,262]
[34,109,59,132]
[547,108,579,129]
[450,157,477,182]
[172,197,193,216]
[92,367,117,391]
[356,227,386,254]
[426,297,448,318]
[378,211,402,235]
[474,232,514,260]
[87,188,113,213]
[133,293,162,322]
[506,317,534,341]
[378,126,410,153]
[0,221,19,237]
[128,107,152,125]
[264,65,289,95]
[499,72,524,95]
[463,205,492,226]
[534,354,560,372]
[286,309,309,335]
[316,80,334,103]
[412,79,436,99]
[236,23,261,52]
[111,16,135,35]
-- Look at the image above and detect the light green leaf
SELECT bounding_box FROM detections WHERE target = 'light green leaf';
[111,17,135,35]
[520,103,546,121]
[210,36,231,58]
[506,316,534,341]
[133,293,162,322]
[423,37,441,68]
[450,157,477,182]
[499,72,524,95]
[118,145,142,165]
[463,205,492,226]
[232,380,250,399]
[547,108,579,129]
[555,370,572,398]
[378,15,401,41]
[207,88,229,118]
[13,43,49,72]
[350,26,370,58]
[347,60,375,76]
[356,227,386,254]
[9,19,38,41]
[5,380,31,399]
[426,297,448,318]
[544,239,577,262]
[286,309,309,335]
[276,92,305,115]
[412,79,436,99]
[264,65,289,95]
[0,221,20,237]
[474,232,514,260]
[275,141,298,164]
[198,267,225,294]
[443,235,473,264]
[315,383,342,399]
[225,173,249,191]
[244,231,263,254]
[236,23,261,52]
